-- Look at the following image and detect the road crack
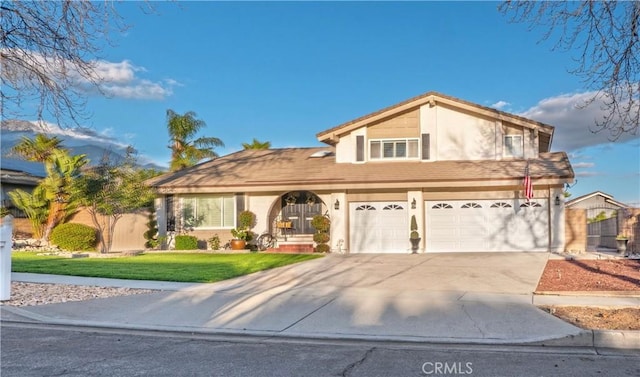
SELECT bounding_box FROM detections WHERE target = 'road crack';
[340,346,376,376]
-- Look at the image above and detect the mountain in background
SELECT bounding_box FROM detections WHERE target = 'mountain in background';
[1,119,166,171]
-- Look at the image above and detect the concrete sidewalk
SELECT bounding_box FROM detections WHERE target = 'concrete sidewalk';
[2,254,639,349]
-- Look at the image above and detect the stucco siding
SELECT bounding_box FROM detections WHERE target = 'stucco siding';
[249,194,279,235]
[433,104,497,161]
[335,133,353,163]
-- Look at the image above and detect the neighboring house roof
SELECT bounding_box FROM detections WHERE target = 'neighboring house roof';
[0,168,43,186]
[316,91,555,151]
[565,191,629,208]
[0,158,45,186]
[146,147,574,194]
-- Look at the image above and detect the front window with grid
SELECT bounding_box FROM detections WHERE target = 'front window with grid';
[181,195,235,229]
[369,138,419,160]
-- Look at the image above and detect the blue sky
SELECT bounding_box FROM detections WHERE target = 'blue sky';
[10,1,640,205]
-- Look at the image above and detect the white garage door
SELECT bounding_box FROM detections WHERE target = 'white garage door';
[425,199,549,252]
[349,202,409,253]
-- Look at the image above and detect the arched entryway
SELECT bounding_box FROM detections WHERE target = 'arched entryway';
[279,191,324,236]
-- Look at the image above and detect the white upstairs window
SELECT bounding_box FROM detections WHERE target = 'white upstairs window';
[504,135,523,158]
[370,138,419,160]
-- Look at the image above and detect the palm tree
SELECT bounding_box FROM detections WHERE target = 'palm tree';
[11,133,65,162]
[40,149,89,241]
[166,109,224,171]
[242,138,271,150]
[8,186,49,239]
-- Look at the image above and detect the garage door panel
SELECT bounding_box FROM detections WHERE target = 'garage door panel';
[350,202,408,253]
[426,199,548,252]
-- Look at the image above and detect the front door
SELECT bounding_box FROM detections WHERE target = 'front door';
[281,192,323,235]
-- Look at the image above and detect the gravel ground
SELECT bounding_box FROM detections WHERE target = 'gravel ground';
[1,282,156,307]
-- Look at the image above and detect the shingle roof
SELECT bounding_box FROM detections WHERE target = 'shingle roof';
[146,147,574,193]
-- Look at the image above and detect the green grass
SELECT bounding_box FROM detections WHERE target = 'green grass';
[11,252,323,283]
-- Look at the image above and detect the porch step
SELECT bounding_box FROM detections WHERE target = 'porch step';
[270,242,315,253]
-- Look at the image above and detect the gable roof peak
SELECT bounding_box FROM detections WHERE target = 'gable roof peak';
[316,90,555,145]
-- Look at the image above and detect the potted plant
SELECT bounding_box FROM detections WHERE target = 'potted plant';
[230,210,256,250]
[409,215,421,254]
[616,234,629,255]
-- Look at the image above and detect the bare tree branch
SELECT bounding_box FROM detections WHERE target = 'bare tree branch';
[500,1,640,140]
[0,1,127,128]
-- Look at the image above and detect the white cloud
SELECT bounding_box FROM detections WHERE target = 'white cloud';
[31,120,128,149]
[518,91,639,151]
[88,60,177,100]
[491,100,510,110]
[572,162,595,169]
[92,60,140,84]
[575,171,601,178]
[0,48,177,101]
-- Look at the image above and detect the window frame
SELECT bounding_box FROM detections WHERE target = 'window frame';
[369,138,420,161]
[503,135,524,158]
[180,195,236,230]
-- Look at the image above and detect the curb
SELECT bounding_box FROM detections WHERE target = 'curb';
[2,306,639,350]
[528,330,640,349]
[593,330,640,349]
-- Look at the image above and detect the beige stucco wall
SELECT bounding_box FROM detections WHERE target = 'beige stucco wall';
[248,194,280,235]
[428,104,498,161]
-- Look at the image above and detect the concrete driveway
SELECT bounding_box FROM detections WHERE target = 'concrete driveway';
[8,251,586,344]
[194,252,549,300]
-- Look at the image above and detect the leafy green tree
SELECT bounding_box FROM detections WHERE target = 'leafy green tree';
[76,152,161,253]
[242,138,271,150]
[40,149,89,241]
[11,133,65,162]
[166,109,224,171]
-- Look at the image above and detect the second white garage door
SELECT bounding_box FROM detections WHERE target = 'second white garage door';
[425,199,549,252]
[349,202,409,253]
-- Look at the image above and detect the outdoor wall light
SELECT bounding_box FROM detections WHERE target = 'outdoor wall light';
[411,198,416,209]
[334,199,340,210]
[555,195,560,206]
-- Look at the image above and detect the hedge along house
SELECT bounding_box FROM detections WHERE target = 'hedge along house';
[147,91,575,253]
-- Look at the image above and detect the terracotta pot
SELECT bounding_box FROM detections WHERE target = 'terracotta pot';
[230,239,246,250]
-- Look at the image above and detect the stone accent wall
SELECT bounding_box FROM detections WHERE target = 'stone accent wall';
[620,208,640,253]
[564,208,587,253]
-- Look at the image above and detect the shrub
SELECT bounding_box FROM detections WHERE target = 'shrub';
[315,244,331,253]
[50,223,98,251]
[238,210,256,229]
[144,209,159,249]
[208,234,221,250]
[311,215,330,233]
[312,214,331,253]
[313,232,330,244]
[175,235,198,250]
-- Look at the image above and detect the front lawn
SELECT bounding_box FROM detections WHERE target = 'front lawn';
[11,252,323,283]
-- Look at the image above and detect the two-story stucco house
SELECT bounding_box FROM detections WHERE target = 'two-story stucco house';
[147,91,575,253]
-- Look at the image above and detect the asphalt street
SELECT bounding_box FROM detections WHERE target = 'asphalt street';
[2,322,639,377]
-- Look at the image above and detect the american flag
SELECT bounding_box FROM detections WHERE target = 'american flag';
[523,162,533,201]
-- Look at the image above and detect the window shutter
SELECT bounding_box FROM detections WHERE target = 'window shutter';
[235,194,245,227]
[421,133,430,160]
[356,135,364,162]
